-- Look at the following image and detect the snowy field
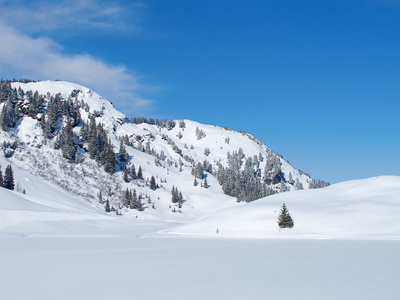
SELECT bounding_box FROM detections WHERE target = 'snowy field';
[1,153,399,299]
[1,234,399,300]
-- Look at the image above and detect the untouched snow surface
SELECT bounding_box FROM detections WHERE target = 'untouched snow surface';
[1,237,399,300]
[168,176,400,239]
[1,173,400,299]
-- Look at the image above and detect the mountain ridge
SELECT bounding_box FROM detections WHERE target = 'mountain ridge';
[1,79,328,221]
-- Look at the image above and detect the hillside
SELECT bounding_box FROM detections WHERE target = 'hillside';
[0,79,327,221]
[167,176,400,239]
[1,80,399,300]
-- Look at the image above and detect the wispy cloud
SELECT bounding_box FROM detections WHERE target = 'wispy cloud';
[0,0,152,116]
[0,0,143,33]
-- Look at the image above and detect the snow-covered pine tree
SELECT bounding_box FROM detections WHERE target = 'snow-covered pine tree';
[171,186,179,203]
[178,191,183,208]
[3,165,15,190]
[191,162,204,179]
[124,188,132,207]
[130,163,136,179]
[203,178,208,188]
[123,165,129,183]
[204,147,210,156]
[45,94,62,138]
[102,138,116,174]
[295,179,304,190]
[137,166,143,180]
[288,172,293,185]
[97,191,103,203]
[118,140,128,162]
[0,167,3,187]
[60,121,78,162]
[105,200,111,212]
[0,98,16,131]
[87,118,98,159]
[150,176,156,190]
[277,203,294,228]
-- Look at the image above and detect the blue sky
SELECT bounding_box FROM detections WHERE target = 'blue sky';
[0,0,399,183]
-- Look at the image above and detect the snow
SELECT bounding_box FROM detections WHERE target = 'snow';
[0,237,398,300]
[1,80,399,299]
[11,80,126,130]
[1,173,400,299]
[168,176,400,239]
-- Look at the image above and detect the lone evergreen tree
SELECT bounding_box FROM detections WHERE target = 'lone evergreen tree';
[277,203,294,228]
[4,165,15,190]
[105,200,111,212]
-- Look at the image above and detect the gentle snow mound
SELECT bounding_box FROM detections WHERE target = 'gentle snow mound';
[167,176,400,239]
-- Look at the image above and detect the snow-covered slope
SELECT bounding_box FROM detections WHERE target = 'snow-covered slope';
[0,154,109,234]
[0,79,327,224]
[1,81,398,300]
[0,80,399,239]
[12,80,125,129]
[167,176,400,239]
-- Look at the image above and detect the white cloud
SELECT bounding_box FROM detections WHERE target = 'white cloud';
[0,1,153,116]
[0,22,152,115]
[0,0,142,33]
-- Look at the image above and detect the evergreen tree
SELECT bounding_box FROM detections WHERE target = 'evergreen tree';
[203,178,208,188]
[4,165,15,190]
[295,179,304,190]
[0,98,16,131]
[88,118,98,159]
[130,163,137,179]
[191,162,204,179]
[137,166,143,180]
[0,167,3,187]
[122,165,129,183]
[102,138,116,174]
[133,189,137,202]
[118,140,128,162]
[171,186,178,203]
[105,200,111,212]
[28,96,38,118]
[45,95,62,138]
[288,172,294,185]
[124,188,132,207]
[193,177,198,186]
[40,114,46,133]
[79,120,88,141]
[60,121,77,162]
[150,176,156,190]
[178,191,183,208]
[277,203,294,228]
[98,191,103,203]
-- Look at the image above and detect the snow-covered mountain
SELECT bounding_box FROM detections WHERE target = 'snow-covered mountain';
[1,80,399,300]
[0,79,328,221]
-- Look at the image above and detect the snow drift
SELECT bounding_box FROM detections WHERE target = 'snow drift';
[167,176,400,239]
